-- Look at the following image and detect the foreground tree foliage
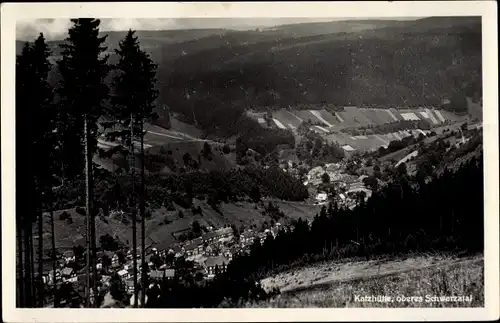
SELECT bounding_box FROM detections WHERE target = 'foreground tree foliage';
[16,33,57,307]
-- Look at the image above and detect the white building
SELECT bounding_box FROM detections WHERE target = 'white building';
[315,192,328,204]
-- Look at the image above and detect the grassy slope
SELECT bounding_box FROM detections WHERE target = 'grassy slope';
[249,254,483,308]
[35,199,322,252]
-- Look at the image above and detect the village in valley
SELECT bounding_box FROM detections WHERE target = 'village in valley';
[41,110,481,307]
[42,221,284,306]
[13,13,486,310]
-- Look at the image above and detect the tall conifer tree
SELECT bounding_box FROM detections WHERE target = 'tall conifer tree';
[16,42,33,307]
[16,33,56,307]
[57,19,110,307]
[112,30,158,307]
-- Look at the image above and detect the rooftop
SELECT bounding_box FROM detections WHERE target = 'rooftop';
[149,270,164,279]
[184,243,199,251]
[205,256,230,268]
[61,267,73,276]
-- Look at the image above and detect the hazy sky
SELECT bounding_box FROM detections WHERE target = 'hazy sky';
[16,17,421,41]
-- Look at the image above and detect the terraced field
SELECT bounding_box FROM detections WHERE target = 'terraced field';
[294,110,324,124]
[315,109,341,127]
[261,107,468,134]
[326,131,418,153]
[360,108,394,124]
[388,108,402,121]
[272,109,303,129]
[257,106,468,153]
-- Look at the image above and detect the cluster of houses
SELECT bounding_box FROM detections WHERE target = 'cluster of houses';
[42,222,286,307]
[302,162,373,209]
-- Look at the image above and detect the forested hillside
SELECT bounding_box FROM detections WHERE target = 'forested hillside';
[156,17,481,141]
[17,17,482,143]
[160,17,481,110]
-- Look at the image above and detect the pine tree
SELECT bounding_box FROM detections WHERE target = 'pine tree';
[16,33,56,307]
[112,29,159,307]
[57,19,110,307]
[16,41,33,307]
[32,33,55,307]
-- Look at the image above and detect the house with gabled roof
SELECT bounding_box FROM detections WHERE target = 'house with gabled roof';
[184,243,199,257]
[204,256,230,275]
[61,267,74,278]
[202,227,233,243]
[149,270,165,281]
[165,269,175,280]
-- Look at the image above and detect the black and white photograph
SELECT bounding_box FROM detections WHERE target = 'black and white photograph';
[1,1,498,322]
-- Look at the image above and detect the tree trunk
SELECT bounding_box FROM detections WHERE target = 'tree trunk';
[23,222,32,307]
[29,226,36,307]
[84,115,94,308]
[37,204,44,307]
[50,208,58,307]
[130,113,138,308]
[17,220,24,307]
[140,121,146,307]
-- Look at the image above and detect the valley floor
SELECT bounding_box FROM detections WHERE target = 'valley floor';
[249,253,483,308]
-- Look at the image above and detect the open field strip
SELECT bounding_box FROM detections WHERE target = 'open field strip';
[146,130,184,140]
[312,125,330,133]
[385,133,395,140]
[386,109,399,121]
[420,111,430,119]
[396,150,419,167]
[439,110,465,123]
[360,109,388,124]
[288,111,304,122]
[400,112,420,121]
[424,108,439,124]
[335,112,345,123]
[375,134,390,145]
[273,118,287,129]
[351,109,375,126]
[317,109,340,125]
[342,145,356,152]
[416,129,427,136]
[310,110,334,127]
[273,109,303,129]
[434,110,446,123]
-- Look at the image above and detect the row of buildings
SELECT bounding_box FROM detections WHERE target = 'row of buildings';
[43,221,285,307]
